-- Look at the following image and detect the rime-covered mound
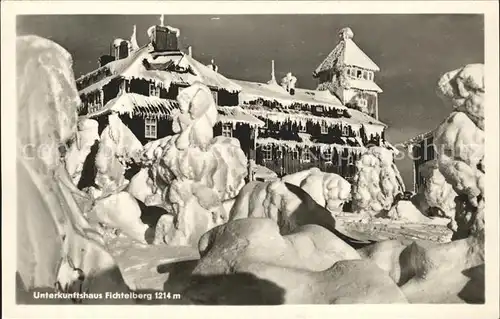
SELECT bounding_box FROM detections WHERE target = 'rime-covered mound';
[229,180,339,235]
[184,219,406,305]
[437,63,484,130]
[128,83,248,247]
[94,113,143,196]
[64,118,100,186]
[351,146,405,217]
[357,234,484,303]
[16,36,130,303]
[194,218,360,274]
[434,64,485,237]
[386,201,437,224]
[280,168,351,213]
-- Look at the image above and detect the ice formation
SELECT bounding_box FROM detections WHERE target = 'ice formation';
[94,113,143,195]
[129,83,248,247]
[434,64,485,237]
[16,36,129,301]
[64,118,100,186]
[412,160,458,229]
[350,146,405,217]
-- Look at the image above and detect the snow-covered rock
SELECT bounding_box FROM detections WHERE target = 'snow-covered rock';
[16,36,130,303]
[281,167,320,186]
[64,118,100,186]
[184,219,407,304]
[194,218,360,275]
[351,147,405,217]
[135,83,248,247]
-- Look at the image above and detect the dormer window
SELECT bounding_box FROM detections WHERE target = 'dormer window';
[320,121,328,134]
[342,125,349,136]
[356,69,363,79]
[149,83,160,97]
[221,123,232,137]
[324,148,332,162]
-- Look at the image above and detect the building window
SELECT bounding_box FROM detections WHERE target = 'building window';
[221,123,232,137]
[299,122,307,132]
[342,125,349,136]
[276,147,283,159]
[363,71,369,80]
[145,118,157,139]
[320,121,328,134]
[369,72,374,81]
[262,119,268,129]
[324,148,332,162]
[211,90,218,105]
[262,145,273,161]
[302,147,311,162]
[292,149,300,160]
[357,69,363,79]
[149,83,160,97]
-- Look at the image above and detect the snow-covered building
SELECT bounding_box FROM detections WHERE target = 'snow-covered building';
[76,21,264,162]
[232,27,392,180]
[402,130,436,191]
[76,20,394,182]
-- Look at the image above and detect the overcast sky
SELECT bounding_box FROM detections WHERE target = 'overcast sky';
[17,14,484,188]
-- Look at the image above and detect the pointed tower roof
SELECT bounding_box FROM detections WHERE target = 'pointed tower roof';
[314,27,379,76]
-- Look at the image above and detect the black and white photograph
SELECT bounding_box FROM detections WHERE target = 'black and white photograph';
[2,1,499,317]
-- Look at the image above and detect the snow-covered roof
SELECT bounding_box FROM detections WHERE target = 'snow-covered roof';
[232,79,386,127]
[76,44,241,95]
[216,106,265,127]
[83,93,263,127]
[233,79,346,110]
[314,28,380,75]
[402,130,434,148]
[347,78,383,93]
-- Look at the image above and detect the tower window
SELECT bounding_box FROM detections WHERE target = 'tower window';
[359,98,368,108]
[357,69,363,79]
[342,126,349,136]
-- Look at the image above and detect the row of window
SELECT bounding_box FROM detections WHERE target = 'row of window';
[144,119,233,139]
[261,146,356,163]
[87,93,103,114]
[263,119,349,135]
[346,67,374,81]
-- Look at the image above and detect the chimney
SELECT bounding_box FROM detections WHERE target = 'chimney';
[188,46,193,57]
[99,55,115,68]
[112,38,130,60]
[267,60,277,85]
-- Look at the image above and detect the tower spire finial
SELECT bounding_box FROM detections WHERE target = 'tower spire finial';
[267,60,277,85]
[160,14,165,27]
